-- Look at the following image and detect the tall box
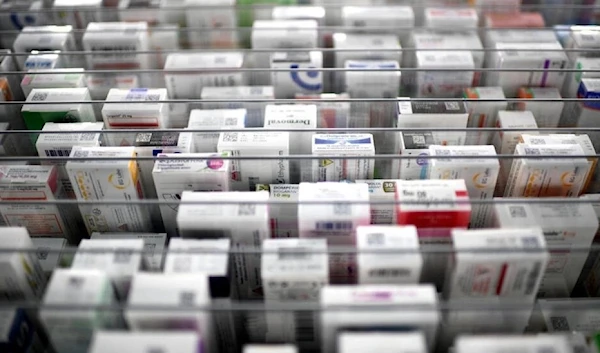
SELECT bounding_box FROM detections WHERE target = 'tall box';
[463,87,507,145]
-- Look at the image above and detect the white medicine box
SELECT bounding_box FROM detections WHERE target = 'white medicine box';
[270,51,323,99]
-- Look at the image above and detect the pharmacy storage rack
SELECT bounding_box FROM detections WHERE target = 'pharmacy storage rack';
[2,1,600,353]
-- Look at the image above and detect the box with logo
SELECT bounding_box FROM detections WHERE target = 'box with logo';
[345,60,400,99]
[21,68,86,98]
[446,227,549,301]
[12,25,76,69]
[66,146,152,235]
[392,131,435,180]
[270,51,323,99]
[463,87,507,145]
[0,308,46,353]
[356,180,397,225]
[516,87,564,128]
[356,225,422,285]
[21,88,96,131]
[504,144,590,198]
[415,51,475,98]
[176,191,270,300]
[23,51,62,70]
[164,53,246,99]
[89,332,202,353]
[187,109,246,153]
[217,132,289,191]
[424,8,478,28]
[428,145,499,229]
[201,86,274,128]
[341,6,414,45]
[257,184,299,239]
[185,0,237,49]
[91,232,167,271]
[493,199,598,296]
[311,134,375,182]
[321,285,439,353]
[153,152,231,237]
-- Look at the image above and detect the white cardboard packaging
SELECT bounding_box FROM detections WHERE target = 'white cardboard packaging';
[185,0,237,49]
[12,25,76,69]
[21,88,97,131]
[565,25,600,61]
[356,180,398,225]
[341,6,414,45]
[321,285,439,353]
[563,78,600,151]
[217,132,290,191]
[455,335,573,353]
[272,6,325,24]
[23,51,61,70]
[483,29,559,51]
[447,227,549,301]
[66,146,152,235]
[187,109,246,153]
[345,60,400,99]
[295,92,351,129]
[0,227,47,300]
[270,51,323,99]
[538,298,600,334]
[176,190,270,300]
[40,269,124,353]
[339,332,427,353]
[463,87,507,145]
[32,237,67,278]
[201,86,274,128]
[153,152,232,237]
[89,332,201,353]
[53,0,103,29]
[356,225,422,285]
[516,87,564,128]
[71,238,145,300]
[311,134,375,182]
[493,199,599,295]
[164,53,245,99]
[21,68,86,98]
[256,184,299,239]
[415,50,474,98]
[90,232,167,272]
[424,8,478,28]
[428,145,500,228]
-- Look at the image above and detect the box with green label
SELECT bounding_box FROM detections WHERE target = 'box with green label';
[21,87,96,131]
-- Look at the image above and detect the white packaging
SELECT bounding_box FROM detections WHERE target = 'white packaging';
[82,22,151,70]
[484,29,559,51]
[153,152,231,237]
[565,25,600,61]
[40,269,123,353]
[164,53,245,99]
[21,88,96,131]
[185,0,237,49]
[188,109,246,153]
[493,199,598,295]
[0,227,46,300]
[563,57,600,100]
[428,145,500,229]
[262,238,328,343]
[53,0,102,29]
[516,87,564,128]
[176,190,270,300]
[217,132,290,191]
[538,299,600,334]
[455,335,573,353]
[201,86,274,128]
[72,238,145,299]
[321,285,439,353]
[32,237,67,277]
[356,180,397,224]
[12,25,76,69]
[392,131,435,180]
[89,332,201,353]
[339,332,427,353]
[447,227,549,301]
[563,78,600,151]
[485,42,568,97]
[311,134,375,182]
[90,232,167,271]
[23,51,61,70]
[272,6,325,24]
[264,104,317,183]
[102,88,169,146]
[257,184,299,239]
[270,51,323,99]
[356,225,422,285]
[86,74,140,101]
[21,68,85,98]
[415,51,474,98]
[66,146,152,235]
[424,8,478,29]
[341,6,414,45]
[149,24,180,72]
[463,87,507,145]
[345,60,400,98]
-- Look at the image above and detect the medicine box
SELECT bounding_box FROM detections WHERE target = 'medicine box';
[311,134,375,182]
[201,86,274,128]
[82,22,150,70]
[565,79,600,150]
[21,88,96,131]
[424,8,478,28]
[32,237,67,278]
[91,232,167,271]
[566,25,600,61]
[356,180,397,225]
[23,51,62,70]
[463,87,507,145]
[272,6,325,24]
[53,0,103,29]
[516,87,564,128]
[187,109,246,153]
[345,60,400,99]
[153,152,232,237]
[296,92,351,129]
[339,332,427,353]
[415,51,474,98]
[12,25,76,69]
[251,20,318,50]
[341,6,414,45]
[185,0,237,49]
[21,68,86,98]
[455,335,572,353]
[538,298,600,334]
[483,29,560,56]
[0,309,45,353]
[270,51,323,99]
[89,332,201,353]
[256,183,299,239]
[484,12,546,28]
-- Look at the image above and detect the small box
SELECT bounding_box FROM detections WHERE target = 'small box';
[565,79,600,150]
[356,225,422,285]
[66,146,152,235]
[31,237,67,278]
[447,227,549,301]
[187,109,246,153]
[185,0,237,49]
[0,123,18,157]
[71,238,145,299]
[21,68,86,98]
[41,269,124,353]
[217,132,290,191]
[256,184,299,239]
[53,0,103,29]
[356,180,397,225]
[504,144,590,198]
[561,58,600,128]
[21,88,96,131]
[89,332,201,353]
[0,309,45,353]
[86,73,139,101]
[345,60,400,98]
[339,332,427,353]
[82,22,150,70]
[424,8,478,28]
[415,51,474,98]
[341,6,414,45]
[295,92,351,129]
[538,299,600,334]
[484,12,546,28]
[0,227,47,300]
[201,86,274,128]
[164,53,245,99]
[493,199,598,294]
[91,232,167,271]
[270,51,323,98]
[153,152,232,237]
[102,88,169,146]
[463,87,507,145]
[516,87,564,128]
[12,25,76,69]
[164,238,231,298]
[23,51,62,70]
[272,6,325,24]
[176,190,270,300]
[321,285,439,353]
[311,134,374,182]
[428,145,500,228]
[485,42,568,97]
[566,25,600,61]
[483,29,560,55]
[455,335,572,353]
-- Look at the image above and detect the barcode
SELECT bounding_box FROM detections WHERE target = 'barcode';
[294,311,316,343]
[368,268,411,277]
[113,249,133,264]
[222,133,238,142]
[179,291,195,307]
[509,205,527,218]
[31,92,48,101]
[278,247,311,261]
[524,261,542,295]
[524,148,541,155]
[550,316,570,331]
[37,247,49,261]
[80,133,97,141]
[367,233,385,246]
[224,117,238,126]
[412,135,426,145]
[315,221,353,231]
[238,204,256,216]
[333,203,351,215]
[445,102,460,110]
[45,149,72,157]
[136,132,152,143]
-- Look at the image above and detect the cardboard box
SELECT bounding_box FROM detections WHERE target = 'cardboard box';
[355,180,397,225]
[341,6,414,45]
[484,12,546,28]
[538,299,600,334]
[256,184,299,238]
[516,87,564,128]
[21,88,96,131]
[187,109,246,153]
[86,73,139,101]
[82,22,150,70]
[415,51,474,98]
[89,332,201,353]
[23,51,62,70]
[463,87,507,145]
[53,0,103,29]
[21,68,86,98]
[564,79,600,150]
[455,335,572,353]
[201,86,274,128]
[91,232,167,271]
[391,131,433,180]
[270,51,323,99]
[272,6,325,24]
[185,0,237,49]
[295,92,351,129]
[566,25,600,61]
[311,134,375,182]
[424,8,478,28]
[153,152,231,237]
[339,332,427,353]
[12,25,76,69]
[345,60,400,98]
